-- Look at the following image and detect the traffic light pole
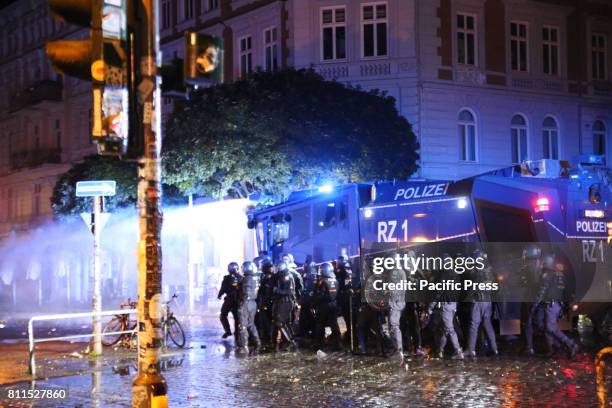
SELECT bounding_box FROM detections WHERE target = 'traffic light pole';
[131,0,168,407]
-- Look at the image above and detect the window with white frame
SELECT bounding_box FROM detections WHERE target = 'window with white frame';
[511,114,528,164]
[592,34,607,80]
[458,109,477,162]
[161,0,171,29]
[510,22,528,72]
[264,27,278,71]
[457,14,476,65]
[593,120,606,155]
[207,0,219,11]
[239,36,253,78]
[542,116,559,160]
[321,6,346,61]
[184,0,194,20]
[362,3,388,58]
[542,26,559,76]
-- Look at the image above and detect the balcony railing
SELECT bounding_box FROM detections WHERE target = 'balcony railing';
[10,148,62,171]
[9,80,63,112]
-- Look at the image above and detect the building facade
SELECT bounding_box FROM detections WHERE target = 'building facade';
[0,0,611,239]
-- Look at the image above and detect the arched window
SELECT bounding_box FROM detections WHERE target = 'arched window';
[593,120,606,155]
[542,116,559,160]
[458,109,477,162]
[511,114,528,164]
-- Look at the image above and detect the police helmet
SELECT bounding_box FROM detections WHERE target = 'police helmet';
[523,245,542,260]
[227,262,240,274]
[337,254,348,263]
[261,257,273,273]
[276,260,289,274]
[242,261,257,276]
[253,256,264,269]
[319,262,335,279]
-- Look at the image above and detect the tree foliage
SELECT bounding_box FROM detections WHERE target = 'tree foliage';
[163,68,419,201]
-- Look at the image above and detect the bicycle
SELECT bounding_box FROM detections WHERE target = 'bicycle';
[163,293,186,348]
[102,299,137,347]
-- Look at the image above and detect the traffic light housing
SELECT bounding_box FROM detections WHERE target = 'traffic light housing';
[184,32,224,85]
[46,0,132,157]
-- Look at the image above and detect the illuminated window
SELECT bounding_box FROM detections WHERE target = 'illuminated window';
[511,115,528,164]
[542,116,559,160]
[458,109,477,162]
[321,6,346,61]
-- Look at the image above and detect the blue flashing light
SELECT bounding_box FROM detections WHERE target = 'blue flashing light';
[318,184,334,193]
[364,208,374,218]
[457,198,468,209]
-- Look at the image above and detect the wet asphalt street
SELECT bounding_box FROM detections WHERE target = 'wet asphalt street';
[0,315,610,408]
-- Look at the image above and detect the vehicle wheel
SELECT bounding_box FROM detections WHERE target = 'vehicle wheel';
[102,317,125,346]
[166,317,186,348]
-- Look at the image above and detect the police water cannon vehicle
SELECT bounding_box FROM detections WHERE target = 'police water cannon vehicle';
[247,155,611,334]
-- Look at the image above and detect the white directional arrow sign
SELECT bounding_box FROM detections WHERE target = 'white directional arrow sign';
[76,180,116,197]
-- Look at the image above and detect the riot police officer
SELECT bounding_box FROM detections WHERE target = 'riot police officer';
[218,262,242,339]
[465,249,498,357]
[237,261,261,354]
[425,264,463,359]
[283,254,303,328]
[521,245,543,355]
[401,251,425,356]
[533,253,579,358]
[313,262,342,351]
[385,264,407,364]
[299,255,318,338]
[271,260,297,351]
[256,257,275,346]
[335,255,354,347]
[355,281,386,356]
[282,254,303,298]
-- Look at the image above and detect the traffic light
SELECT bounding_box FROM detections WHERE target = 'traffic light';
[46,0,131,157]
[184,32,224,85]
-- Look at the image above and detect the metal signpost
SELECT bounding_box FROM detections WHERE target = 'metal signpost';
[77,180,116,356]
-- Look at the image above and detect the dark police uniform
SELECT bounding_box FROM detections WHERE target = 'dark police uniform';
[218,263,242,339]
[335,256,354,344]
[256,258,275,346]
[271,262,297,350]
[465,255,498,356]
[299,259,318,338]
[533,254,578,357]
[355,281,386,356]
[313,263,341,350]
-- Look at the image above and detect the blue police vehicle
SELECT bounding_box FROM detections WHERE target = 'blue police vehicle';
[248,155,611,334]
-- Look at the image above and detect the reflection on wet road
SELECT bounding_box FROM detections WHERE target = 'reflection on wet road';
[0,322,608,407]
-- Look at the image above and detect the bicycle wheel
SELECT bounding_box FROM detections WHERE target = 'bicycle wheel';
[102,317,125,346]
[166,317,186,348]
